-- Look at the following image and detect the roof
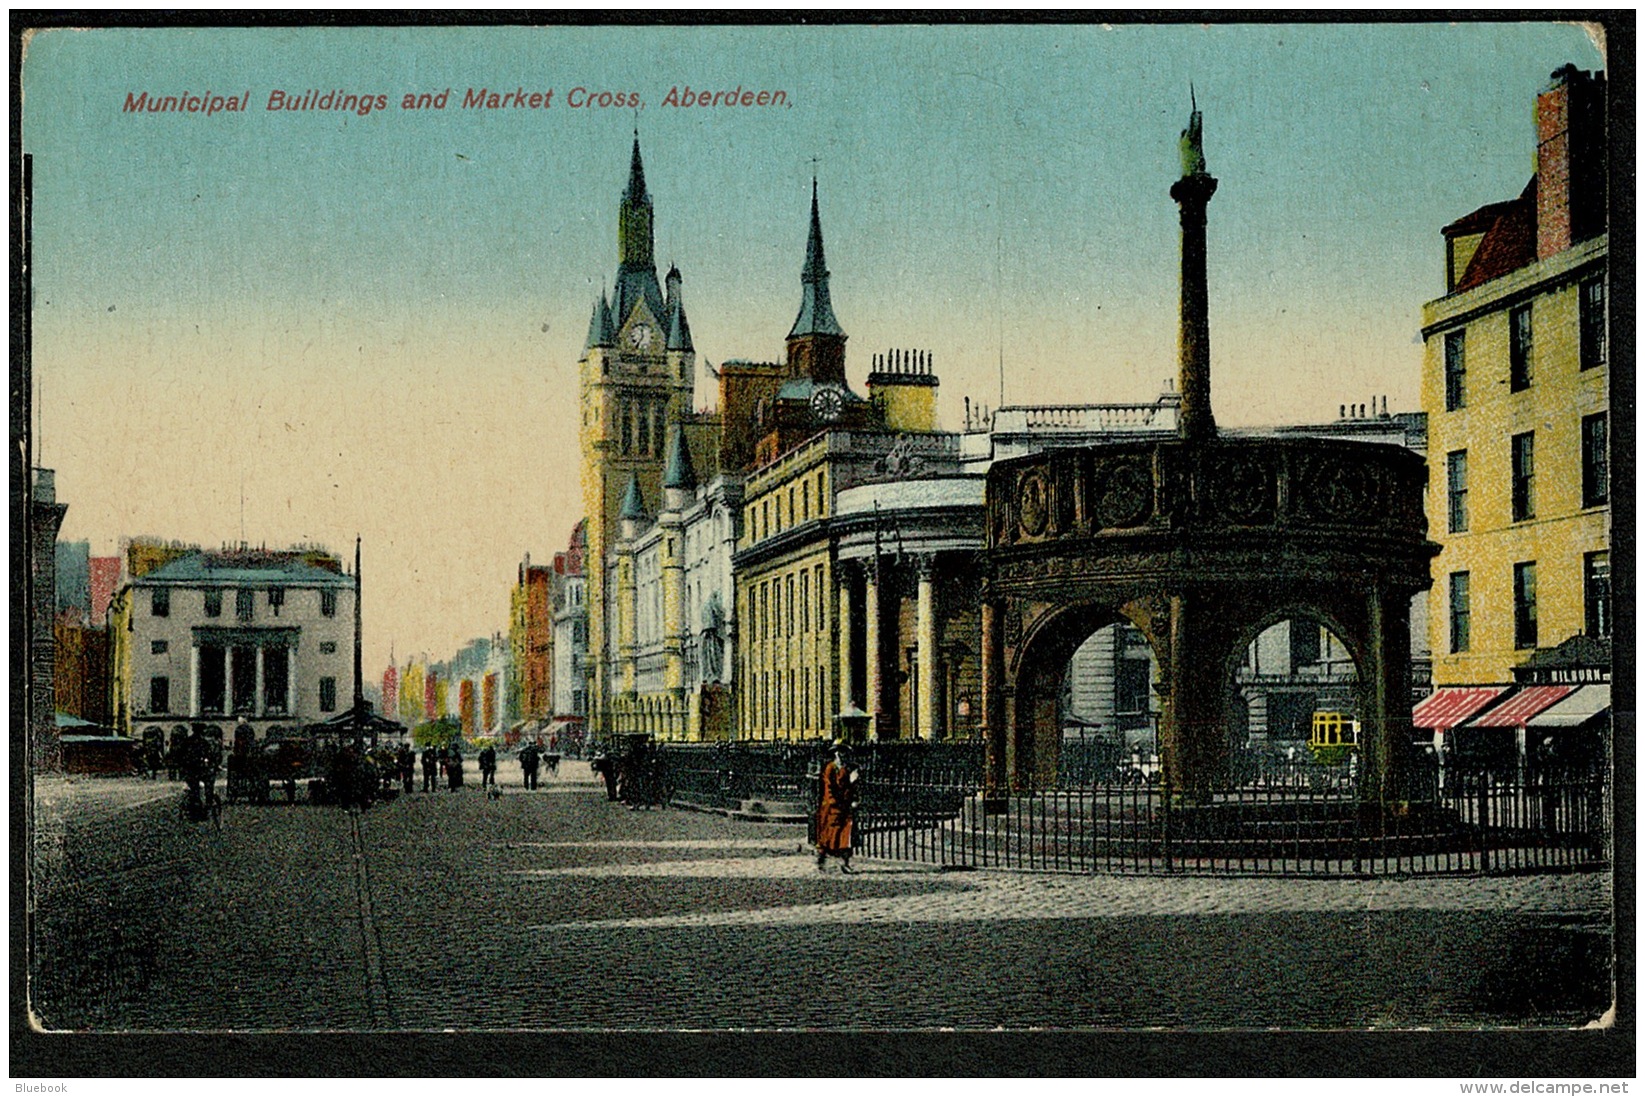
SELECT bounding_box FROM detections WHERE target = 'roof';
[1470,685,1575,729]
[1411,686,1508,732]
[1452,177,1537,293]
[585,293,615,350]
[663,427,697,491]
[775,377,864,403]
[618,474,648,521]
[139,552,355,587]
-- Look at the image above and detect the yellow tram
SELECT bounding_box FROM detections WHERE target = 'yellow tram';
[1307,711,1359,767]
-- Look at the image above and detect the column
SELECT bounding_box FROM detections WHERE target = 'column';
[224,647,234,716]
[255,645,266,717]
[916,556,938,741]
[980,598,1005,800]
[287,645,298,721]
[190,645,201,717]
[863,562,880,738]
[837,563,855,712]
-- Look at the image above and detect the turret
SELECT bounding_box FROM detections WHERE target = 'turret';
[618,474,648,541]
[663,426,698,512]
[584,292,615,352]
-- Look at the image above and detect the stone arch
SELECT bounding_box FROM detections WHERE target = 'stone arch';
[1220,602,1368,758]
[1005,599,1168,791]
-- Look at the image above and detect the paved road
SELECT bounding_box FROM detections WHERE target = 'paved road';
[28,761,1612,1032]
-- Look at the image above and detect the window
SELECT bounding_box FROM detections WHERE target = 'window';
[1511,432,1535,522]
[236,589,254,622]
[1582,412,1608,507]
[1448,572,1471,653]
[1580,278,1606,369]
[787,575,795,636]
[204,590,222,618]
[638,403,651,454]
[150,639,168,655]
[1444,330,1466,411]
[816,565,826,632]
[319,677,337,713]
[1289,622,1320,667]
[151,588,170,617]
[1509,305,1533,392]
[149,676,170,714]
[263,647,289,715]
[200,643,226,714]
[1446,450,1468,533]
[1513,562,1538,650]
[802,482,810,521]
[1116,656,1151,716]
[268,587,284,616]
[321,590,338,617]
[760,584,769,641]
[1585,552,1611,640]
[800,571,810,633]
[319,641,337,655]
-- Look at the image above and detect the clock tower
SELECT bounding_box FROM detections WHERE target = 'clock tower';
[579,136,696,737]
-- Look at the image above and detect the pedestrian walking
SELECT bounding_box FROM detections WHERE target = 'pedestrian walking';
[421,746,438,792]
[479,744,497,789]
[397,742,415,794]
[815,742,859,873]
[518,742,541,791]
[446,747,465,790]
[591,751,618,801]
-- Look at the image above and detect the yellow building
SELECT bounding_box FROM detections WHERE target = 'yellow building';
[1420,65,1609,688]
[732,183,968,741]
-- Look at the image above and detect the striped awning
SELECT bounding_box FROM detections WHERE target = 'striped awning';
[1529,684,1611,729]
[1411,686,1508,731]
[1471,685,1575,728]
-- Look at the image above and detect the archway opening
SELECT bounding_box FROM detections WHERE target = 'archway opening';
[1010,605,1165,790]
[1057,623,1162,786]
[1227,614,1363,784]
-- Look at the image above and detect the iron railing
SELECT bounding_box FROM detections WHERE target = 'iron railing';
[652,742,1607,877]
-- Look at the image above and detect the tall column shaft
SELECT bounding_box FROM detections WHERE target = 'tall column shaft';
[224,647,234,715]
[1171,173,1218,441]
[190,645,201,718]
[837,567,855,712]
[864,565,880,738]
[255,646,266,717]
[288,646,297,720]
[916,558,937,741]
[980,598,1005,795]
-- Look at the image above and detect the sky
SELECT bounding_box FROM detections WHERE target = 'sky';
[20,20,1606,680]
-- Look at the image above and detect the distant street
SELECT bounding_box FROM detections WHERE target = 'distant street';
[30,760,1611,1031]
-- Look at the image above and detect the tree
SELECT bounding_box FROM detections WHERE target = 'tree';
[411,716,462,750]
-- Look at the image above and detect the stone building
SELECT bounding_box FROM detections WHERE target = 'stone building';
[577,138,705,741]
[109,541,357,748]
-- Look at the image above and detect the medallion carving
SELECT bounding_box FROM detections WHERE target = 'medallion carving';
[1017,468,1050,537]
[1094,458,1154,529]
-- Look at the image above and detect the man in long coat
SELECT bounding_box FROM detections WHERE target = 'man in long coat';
[815,743,858,873]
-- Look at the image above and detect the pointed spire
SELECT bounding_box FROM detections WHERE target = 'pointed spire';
[626,135,648,205]
[663,426,698,491]
[618,473,648,521]
[585,292,615,350]
[788,177,844,339]
[665,268,694,352]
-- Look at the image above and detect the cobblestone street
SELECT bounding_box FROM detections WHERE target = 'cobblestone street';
[29,761,1613,1033]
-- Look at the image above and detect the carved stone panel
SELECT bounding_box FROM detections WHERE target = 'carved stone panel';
[1092,457,1155,529]
[1017,468,1050,538]
[1208,451,1276,525]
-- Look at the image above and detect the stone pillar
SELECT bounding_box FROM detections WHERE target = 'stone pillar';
[224,647,234,716]
[287,646,298,721]
[837,563,855,712]
[864,562,880,738]
[1157,591,1221,799]
[980,597,1006,800]
[190,645,201,718]
[254,645,266,717]
[1362,584,1413,804]
[916,556,938,741]
[1170,104,1218,443]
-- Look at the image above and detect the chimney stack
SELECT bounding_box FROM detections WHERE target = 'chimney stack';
[1537,64,1607,260]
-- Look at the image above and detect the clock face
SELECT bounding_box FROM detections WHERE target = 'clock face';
[627,324,654,350]
[810,384,845,422]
